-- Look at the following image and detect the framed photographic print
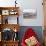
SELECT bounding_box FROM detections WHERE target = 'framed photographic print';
[8,16,18,24]
[23,9,37,19]
[2,10,9,15]
[9,10,17,15]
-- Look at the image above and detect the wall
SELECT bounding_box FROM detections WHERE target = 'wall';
[0,0,44,26]
[0,0,15,7]
[18,0,44,26]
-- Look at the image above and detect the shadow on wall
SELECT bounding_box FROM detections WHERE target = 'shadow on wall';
[18,26,43,44]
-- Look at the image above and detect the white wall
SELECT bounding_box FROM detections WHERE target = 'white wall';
[0,0,15,7]
[0,0,44,26]
[18,0,44,26]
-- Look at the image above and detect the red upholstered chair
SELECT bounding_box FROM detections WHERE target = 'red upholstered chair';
[21,28,41,46]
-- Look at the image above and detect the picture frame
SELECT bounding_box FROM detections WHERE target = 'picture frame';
[8,16,18,24]
[2,10,9,15]
[23,9,37,19]
[9,10,17,15]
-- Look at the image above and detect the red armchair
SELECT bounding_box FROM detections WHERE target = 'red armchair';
[21,28,41,46]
